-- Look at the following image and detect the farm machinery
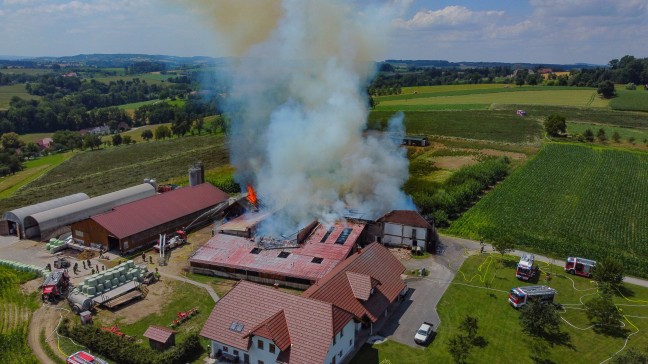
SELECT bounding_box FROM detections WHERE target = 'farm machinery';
[154,230,187,253]
[42,269,71,303]
[169,307,199,328]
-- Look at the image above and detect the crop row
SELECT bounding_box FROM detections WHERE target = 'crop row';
[449,143,648,276]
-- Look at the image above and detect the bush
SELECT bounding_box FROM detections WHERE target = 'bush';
[625,83,637,90]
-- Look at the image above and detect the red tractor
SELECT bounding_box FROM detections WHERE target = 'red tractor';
[42,269,71,303]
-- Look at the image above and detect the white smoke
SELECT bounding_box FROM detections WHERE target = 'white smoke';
[195,0,414,236]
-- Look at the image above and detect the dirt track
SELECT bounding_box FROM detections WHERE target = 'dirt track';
[28,304,65,364]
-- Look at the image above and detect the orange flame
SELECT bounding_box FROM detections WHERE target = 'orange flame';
[247,184,258,207]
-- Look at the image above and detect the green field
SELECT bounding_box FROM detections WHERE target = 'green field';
[0,266,39,364]
[116,99,161,112]
[369,110,543,143]
[448,143,648,276]
[0,152,75,198]
[353,254,648,363]
[90,73,168,85]
[0,83,40,110]
[567,122,648,145]
[0,134,229,212]
[610,90,648,112]
[377,89,608,109]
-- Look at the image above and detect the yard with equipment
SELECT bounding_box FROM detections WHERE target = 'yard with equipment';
[353,253,648,363]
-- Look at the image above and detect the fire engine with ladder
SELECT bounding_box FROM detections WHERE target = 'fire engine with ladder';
[508,285,556,308]
[564,257,596,277]
[516,253,538,281]
[42,269,71,303]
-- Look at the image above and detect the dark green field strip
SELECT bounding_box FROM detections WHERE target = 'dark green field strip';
[610,90,648,112]
[449,143,648,276]
[369,110,543,143]
[492,104,648,129]
[0,136,229,212]
[375,104,489,111]
[376,86,582,102]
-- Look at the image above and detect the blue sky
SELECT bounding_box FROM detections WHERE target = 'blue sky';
[1,0,647,64]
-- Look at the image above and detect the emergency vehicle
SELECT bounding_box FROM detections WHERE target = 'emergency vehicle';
[564,257,596,277]
[42,269,71,303]
[516,253,538,281]
[508,285,556,308]
[67,351,108,364]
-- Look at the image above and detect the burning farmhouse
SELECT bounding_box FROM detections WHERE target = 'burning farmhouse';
[189,187,436,289]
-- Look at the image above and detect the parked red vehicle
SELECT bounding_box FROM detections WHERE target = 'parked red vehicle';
[565,257,596,277]
[509,286,556,308]
[516,253,538,281]
[67,351,108,364]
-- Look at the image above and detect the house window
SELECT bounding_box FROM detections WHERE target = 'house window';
[340,329,344,338]
[244,354,250,363]
[350,339,353,346]
[339,350,343,358]
[257,340,264,350]
[223,346,229,352]
[234,350,239,356]
[74,230,84,238]
[332,357,336,364]
[269,343,276,354]
[250,248,261,254]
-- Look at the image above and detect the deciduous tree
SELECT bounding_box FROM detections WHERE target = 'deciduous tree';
[544,114,566,137]
[597,80,616,99]
[584,292,623,334]
[519,299,561,337]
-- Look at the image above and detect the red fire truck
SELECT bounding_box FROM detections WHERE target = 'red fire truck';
[42,269,71,303]
[564,257,596,277]
[67,351,108,364]
[508,285,556,308]
[516,253,538,281]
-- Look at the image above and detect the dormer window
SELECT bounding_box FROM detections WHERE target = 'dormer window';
[370,288,375,296]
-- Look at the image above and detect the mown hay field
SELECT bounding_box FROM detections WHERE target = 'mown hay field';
[369,110,543,143]
[448,143,648,277]
[0,134,230,212]
[0,266,39,364]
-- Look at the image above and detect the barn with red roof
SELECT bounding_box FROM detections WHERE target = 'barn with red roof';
[70,183,230,253]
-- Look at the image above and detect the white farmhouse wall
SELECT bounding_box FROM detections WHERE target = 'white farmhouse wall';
[383,223,427,248]
[247,336,280,363]
[324,320,356,364]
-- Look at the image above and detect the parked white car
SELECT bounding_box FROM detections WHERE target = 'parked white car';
[414,322,434,345]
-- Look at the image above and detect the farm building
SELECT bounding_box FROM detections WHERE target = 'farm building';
[377,210,436,252]
[143,325,176,351]
[1,193,89,238]
[189,212,366,289]
[23,183,156,240]
[200,243,406,363]
[304,242,407,334]
[71,183,230,254]
[401,135,429,146]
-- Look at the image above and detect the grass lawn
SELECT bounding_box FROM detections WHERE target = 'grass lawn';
[378,89,608,109]
[0,152,74,198]
[89,74,167,85]
[116,99,160,112]
[369,110,543,143]
[352,254,648,363]
[0,83,40,110]
[610,90,648,112]
[100,123,172,144]
[18,132,53,145]
[184,272,238,298]
[448,143,648,277]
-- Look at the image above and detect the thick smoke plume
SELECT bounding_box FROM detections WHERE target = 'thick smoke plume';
[192,0,414,236]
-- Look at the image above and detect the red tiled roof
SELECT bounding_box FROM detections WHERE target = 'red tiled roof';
[346,272,374,301]
[200,281,354,363]
[378,210,432,229]
[304,243,406,323]
[90,183,229,239]
[244,310,291,351]
[143,325,175,343]
[190,220,364,281]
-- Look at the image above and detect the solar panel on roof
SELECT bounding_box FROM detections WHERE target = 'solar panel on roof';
[320,226,335,242]
[229,321,238,331]
[236,323,245,332]
[335,228,353,244]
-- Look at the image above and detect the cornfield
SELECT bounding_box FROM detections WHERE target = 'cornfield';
[449,143,648,276]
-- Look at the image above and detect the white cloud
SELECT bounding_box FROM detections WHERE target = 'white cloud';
[530,0,647,18]
[394,6,505,29]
